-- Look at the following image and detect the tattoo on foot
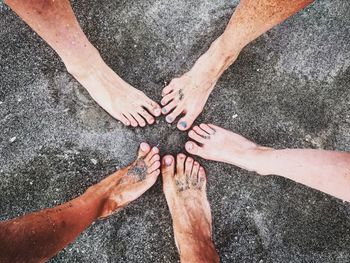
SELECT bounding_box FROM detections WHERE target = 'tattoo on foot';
[127,158,148,181]
[179,89,184,101]
[175,178,190,192]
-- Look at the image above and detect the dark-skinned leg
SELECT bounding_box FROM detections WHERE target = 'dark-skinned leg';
[0,143,161,263]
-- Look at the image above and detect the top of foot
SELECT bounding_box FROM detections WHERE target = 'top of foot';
[185,123,260,171]
[161,153,219,262]
[71,56,161,127]
[94,142,161,218]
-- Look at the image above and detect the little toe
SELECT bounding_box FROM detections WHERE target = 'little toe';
[147,169,160,180]
[138,142,151,158]
[176,153,186,177]
[185,141,203,157]
[193,126,210,137]
[188,130,206,144]
[208,123,219,132]
[200,123,216,135]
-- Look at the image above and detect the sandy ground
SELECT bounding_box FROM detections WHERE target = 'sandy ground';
[0,0,349,262]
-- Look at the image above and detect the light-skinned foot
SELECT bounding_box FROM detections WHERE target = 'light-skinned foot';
[86,142,161,218]
[67,50,161,128]
[162,154,219,263]
[185,123,271,172]
[161,37,242,131]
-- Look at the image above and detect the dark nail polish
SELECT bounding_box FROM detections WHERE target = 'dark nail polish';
[179,121,187,129]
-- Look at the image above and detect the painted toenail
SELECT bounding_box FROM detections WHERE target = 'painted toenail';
[162,108,167,113]
[179,121,187,129]
[141,142,148,151]
[165,157,172,166]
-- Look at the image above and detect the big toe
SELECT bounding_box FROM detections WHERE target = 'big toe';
[138,142,151,158]
[185,141,202,156]
[177,112,198,131]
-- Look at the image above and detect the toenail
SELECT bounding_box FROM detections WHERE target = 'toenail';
[152,147,158,153]
[187,142,193,150]
[140,142,148,151]
[162,108,167,113]
[179,121,187,129]
[166,116,173,123]
[165,157,172,166]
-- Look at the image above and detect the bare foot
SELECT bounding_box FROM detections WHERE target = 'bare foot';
[161,38,241,131]
[86,142,161,218]
[68,55,161,127]
[185,123,270,171]
[161,154,219,263]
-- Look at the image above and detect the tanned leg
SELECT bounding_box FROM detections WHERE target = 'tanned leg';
[4,0,161,127]
[161,0,315,131]
[0,143,161,263]
[161,154,219,263]
[185,123,350,202]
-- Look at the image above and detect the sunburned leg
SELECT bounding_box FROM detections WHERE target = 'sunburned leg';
[161,154,219,263]
[0,143,160,263]
[161,0,315,131]
[4,0,161,127]
[185,123,350,202]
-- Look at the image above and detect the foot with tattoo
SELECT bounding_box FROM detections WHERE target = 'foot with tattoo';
[87,142,161,218]
[161,38,241,131]
[161,154,219,263]
[185,123,268,171]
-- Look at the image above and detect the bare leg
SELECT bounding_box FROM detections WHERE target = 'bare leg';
[0,143,161,263]
[161,154,219,263]
[185,123,350,202]
[161,0,315,130]
[4,0,161,127]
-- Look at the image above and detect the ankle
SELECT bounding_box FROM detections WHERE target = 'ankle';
[62,44,104,79]
[189,35,243,84]
[178,236,219,263]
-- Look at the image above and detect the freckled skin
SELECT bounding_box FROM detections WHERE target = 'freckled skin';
[0,143,160,263]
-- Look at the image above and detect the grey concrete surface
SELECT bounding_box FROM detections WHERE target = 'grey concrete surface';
[0,0,349,262]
